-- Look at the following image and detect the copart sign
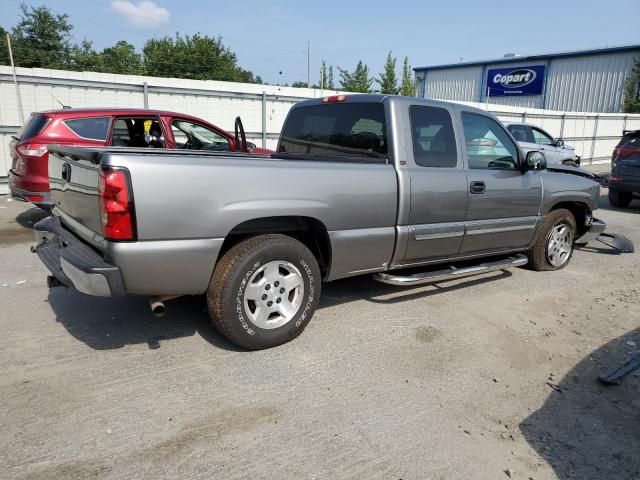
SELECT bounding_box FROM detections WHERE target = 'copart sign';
[486,65,545,96]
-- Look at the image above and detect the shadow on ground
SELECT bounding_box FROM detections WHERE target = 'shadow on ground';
[0,205,49,245]
[47,268,513,351]
[521,328,640,480]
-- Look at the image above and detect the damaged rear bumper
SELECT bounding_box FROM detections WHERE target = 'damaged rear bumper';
[33,216,125,297]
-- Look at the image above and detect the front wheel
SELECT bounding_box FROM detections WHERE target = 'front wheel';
[528,209,576,271]
[207,234,321,350]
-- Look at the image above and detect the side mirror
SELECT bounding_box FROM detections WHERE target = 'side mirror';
[555,138,564,147]
[525,150,547,171]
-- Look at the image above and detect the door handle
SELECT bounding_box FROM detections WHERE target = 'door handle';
[470,181,485,194]
[61,163,71,182]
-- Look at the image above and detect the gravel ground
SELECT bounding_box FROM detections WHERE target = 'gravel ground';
[0,192,638,480]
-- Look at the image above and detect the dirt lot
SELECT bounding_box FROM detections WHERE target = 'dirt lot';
[0,191,638,480]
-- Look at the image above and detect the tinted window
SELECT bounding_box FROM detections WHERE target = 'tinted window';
[64,117,110,140]
[16,115,50,140]
[532,127,554,146]
[278,103,388,159]
[410,106,457,167]
[462,113,519,170]
[507,124,534,143]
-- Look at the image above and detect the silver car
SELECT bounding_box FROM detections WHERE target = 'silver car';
[505,122,579,166]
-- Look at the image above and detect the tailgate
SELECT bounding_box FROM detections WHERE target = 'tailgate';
[48,146,103,236]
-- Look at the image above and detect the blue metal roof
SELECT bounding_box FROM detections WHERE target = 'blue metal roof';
[414,44,640,72]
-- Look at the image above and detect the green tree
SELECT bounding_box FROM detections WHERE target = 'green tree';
[100,41,142,74]
[291,81,308,88]
[328,65,335,89]
[400,56,415,96]
[338,60,373,93]
[0,27,9,65]
[143,33,259,83]
[623,57,640,113]
[376,51,398,94]
[69,39,101,71]
[11,3,73,69]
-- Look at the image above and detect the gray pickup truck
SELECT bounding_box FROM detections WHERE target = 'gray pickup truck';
[35,94,606,349]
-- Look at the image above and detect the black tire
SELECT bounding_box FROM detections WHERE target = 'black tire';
[561,160,579,167]
[207,234,321,350]
[528,209,576,271]
[608,189,633,208]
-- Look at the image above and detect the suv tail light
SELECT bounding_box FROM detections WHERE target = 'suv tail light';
[99,167,136,241]
[17,143,48,157]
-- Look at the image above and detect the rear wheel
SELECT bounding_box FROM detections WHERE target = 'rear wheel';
[528,209,576,271]
[608,189,633,208]
[207,234,321,350]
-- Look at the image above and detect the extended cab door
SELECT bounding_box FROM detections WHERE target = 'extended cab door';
[398,103,468,265]
[458,110,542,254]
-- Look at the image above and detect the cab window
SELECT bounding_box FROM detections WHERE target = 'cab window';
[171,120,230,151]
[462,113,519,170]
[409,105,457,167]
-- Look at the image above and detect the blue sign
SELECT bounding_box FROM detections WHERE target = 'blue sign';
[486,65,545,97]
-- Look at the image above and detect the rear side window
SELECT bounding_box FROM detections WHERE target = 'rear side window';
[16,115,50,140]
[278,103,388,160]
[64,117,110,141]
[410,106,457,167]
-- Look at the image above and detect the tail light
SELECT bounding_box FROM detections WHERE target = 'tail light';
[17,143,48,157]
[618,147,640,158]
[98,167,136,241]
[15,143,48,174]
[322,95,348,103]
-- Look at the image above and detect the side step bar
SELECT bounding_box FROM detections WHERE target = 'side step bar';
[373,254,528,287]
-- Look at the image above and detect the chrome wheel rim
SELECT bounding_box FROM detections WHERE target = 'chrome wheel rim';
[546,223,573,267]
[243,261,304,329]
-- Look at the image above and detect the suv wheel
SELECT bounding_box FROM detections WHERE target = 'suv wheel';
[608,189,633,208]
[207,234,321,350]
[528,209,576,271]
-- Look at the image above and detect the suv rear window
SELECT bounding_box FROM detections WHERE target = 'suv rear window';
[15,115,50,141]
[278,103,388,160]
[64,117,110,141]
[617,130,640,148]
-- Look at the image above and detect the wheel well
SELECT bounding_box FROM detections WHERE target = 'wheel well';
[219,216,332,278]
[549,202,590,236]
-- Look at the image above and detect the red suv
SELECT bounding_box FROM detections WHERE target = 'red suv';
[9,108,271,209]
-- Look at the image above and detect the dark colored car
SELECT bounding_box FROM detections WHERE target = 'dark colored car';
[609,129,640,207]
[9,108,271,209]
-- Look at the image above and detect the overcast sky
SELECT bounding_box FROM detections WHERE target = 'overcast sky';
[1,0,639,85]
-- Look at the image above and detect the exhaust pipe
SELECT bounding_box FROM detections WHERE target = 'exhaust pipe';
[149,295,181,317]
[150,299,167,317]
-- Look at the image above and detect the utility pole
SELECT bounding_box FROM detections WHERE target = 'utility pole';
[306,40,310,88]
[7,33,25,124]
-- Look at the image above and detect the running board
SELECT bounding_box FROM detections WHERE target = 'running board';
[373,254,528,287]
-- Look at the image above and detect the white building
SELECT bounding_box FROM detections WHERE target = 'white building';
[415,45,640,113]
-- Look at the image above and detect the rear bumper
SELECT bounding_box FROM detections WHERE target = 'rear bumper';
[9,170,52,207]
[33,216,125,297]
[609,176,640,194]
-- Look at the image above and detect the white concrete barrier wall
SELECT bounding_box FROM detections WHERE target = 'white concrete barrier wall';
[2,66,640,195]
